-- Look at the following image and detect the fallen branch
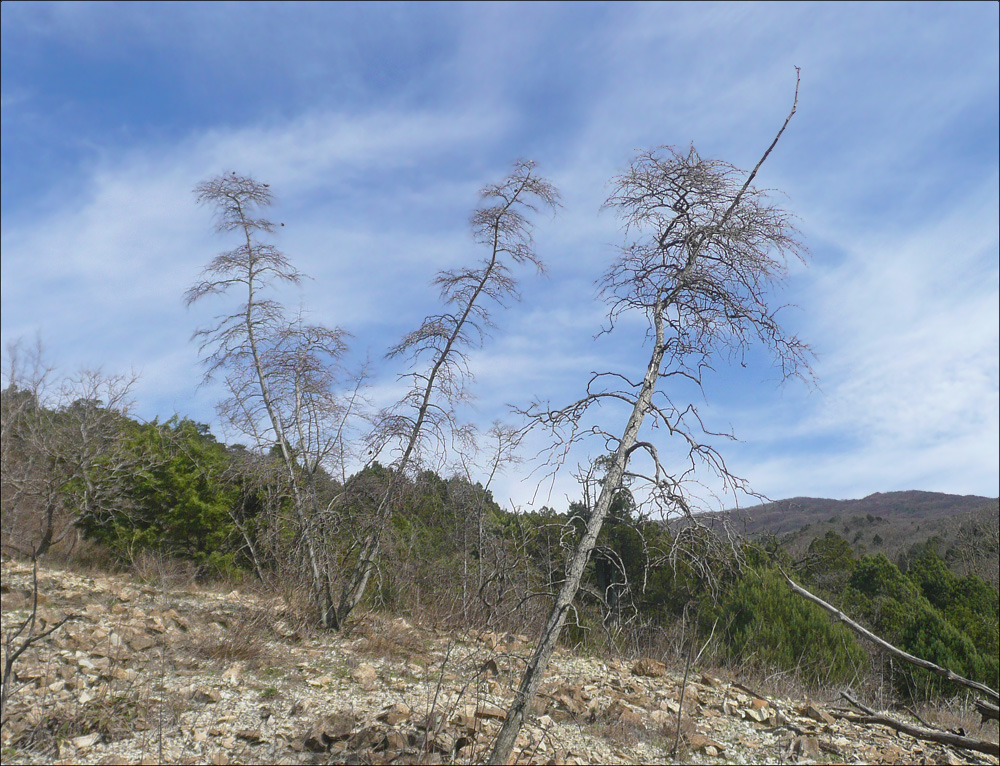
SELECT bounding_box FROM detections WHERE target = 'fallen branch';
[840,690,874,715]
[781,569,999,704]
[976,699,1000,724]
[834,692,998,757]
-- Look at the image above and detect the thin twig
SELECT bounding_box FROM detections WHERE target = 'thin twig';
[671,640,695,759]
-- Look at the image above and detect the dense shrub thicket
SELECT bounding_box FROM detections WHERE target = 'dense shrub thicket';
[843,550,998,696]
[75,417,245,576]
[1,390,997,701]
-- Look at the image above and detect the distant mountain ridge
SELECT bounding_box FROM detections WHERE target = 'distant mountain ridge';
[718,490,999,583]
[727,490,995,537]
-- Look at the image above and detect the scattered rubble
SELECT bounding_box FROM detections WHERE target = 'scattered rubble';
[1,559,997,765]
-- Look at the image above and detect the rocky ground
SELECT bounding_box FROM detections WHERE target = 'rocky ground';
[1,559,997,765]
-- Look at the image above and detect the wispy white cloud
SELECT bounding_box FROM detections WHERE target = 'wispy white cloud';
[2,2,996,510]
[0,101,511,421]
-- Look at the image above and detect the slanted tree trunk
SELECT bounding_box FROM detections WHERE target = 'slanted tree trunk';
[335,162,558,626]
[491,71,805,764]
[491,299,667,760]
[334,224,511,621]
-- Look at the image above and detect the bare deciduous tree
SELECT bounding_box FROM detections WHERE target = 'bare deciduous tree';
[187,174,355,629]
[336,160,559,626]
[0,342,140,729]
[1,338,139,560]
[491,72,809,762]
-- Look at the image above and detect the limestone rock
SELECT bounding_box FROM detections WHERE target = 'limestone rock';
[689,732,726,754]
[221,662,243,686]
[550,683,589,716]
[803,703,835,725]
[745,700,772,723]
[72,732,101,749]
[790,735,821,760]
[348,724,382,749]
[235,728,262,743]
[631,657,666,677]
[451,706,479,733]
[377,729,409,752]
[481,631,501,650]
[475,702,507,721]
[351,663,378,691]
[298,712,355,752]
[192,686,221,704]
[377,701,411,725]
[606,699,645,729]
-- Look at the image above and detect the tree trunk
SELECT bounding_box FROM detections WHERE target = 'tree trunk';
[335,175,535,626]
[490,308,666,763]
[491,74,802,762]
[238,206,337,630]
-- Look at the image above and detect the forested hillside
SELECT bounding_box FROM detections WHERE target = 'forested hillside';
[723,492,1000,587]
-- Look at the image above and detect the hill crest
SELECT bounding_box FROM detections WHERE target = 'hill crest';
[719,490,998,583]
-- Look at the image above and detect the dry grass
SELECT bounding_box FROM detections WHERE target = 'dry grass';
[586,718,644,750]
[913,698,1000,743]
[42,537,120,579]
[355,615,434,665]
[5,673,149,758]
[185,606,277,670]
[241,571,320,642]
[128,550,201,591]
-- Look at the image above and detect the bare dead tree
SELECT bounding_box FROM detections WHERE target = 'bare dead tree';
[335,161,559,626]
[491,70,809,763]
[186,173,355,629]
[1,339,140,560]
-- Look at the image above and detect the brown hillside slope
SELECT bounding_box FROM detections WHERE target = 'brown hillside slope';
[1,559,997,765]
[718,491,998,580]
[728,491,993,536]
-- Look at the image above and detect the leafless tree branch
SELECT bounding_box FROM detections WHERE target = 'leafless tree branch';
[335,160,559,626]
[492,69,807,763]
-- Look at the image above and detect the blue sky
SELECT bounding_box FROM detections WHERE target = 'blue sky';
[2,1,998,512]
